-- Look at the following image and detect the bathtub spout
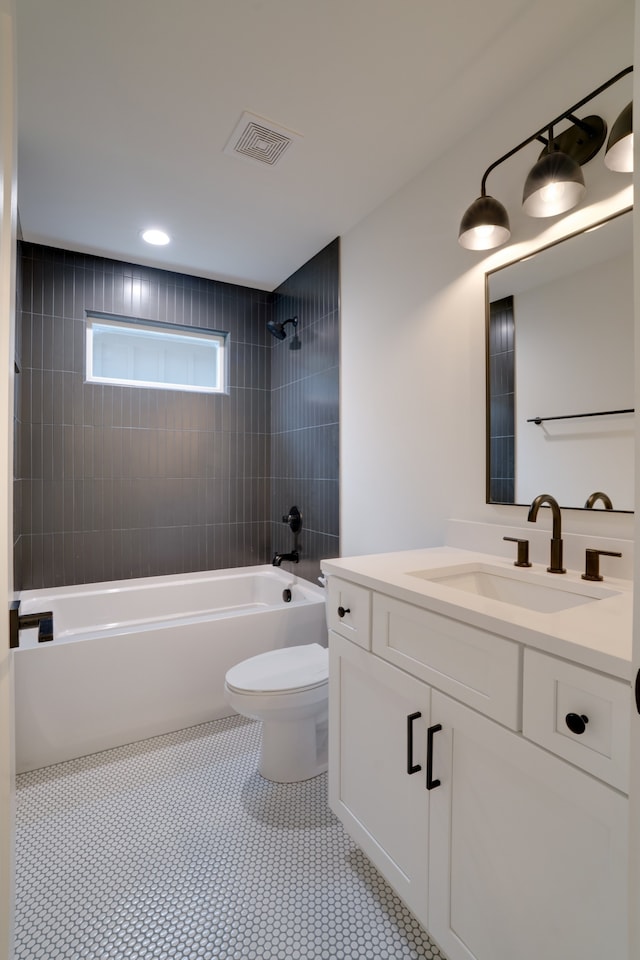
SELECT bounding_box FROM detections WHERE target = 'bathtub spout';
[10,606,54,648]
[272,550,299,566]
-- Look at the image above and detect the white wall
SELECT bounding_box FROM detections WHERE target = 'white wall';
[340,1,636,557]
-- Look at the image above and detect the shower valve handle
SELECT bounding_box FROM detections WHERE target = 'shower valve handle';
[282,506,302,534]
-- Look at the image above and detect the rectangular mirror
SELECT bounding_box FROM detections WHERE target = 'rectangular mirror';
[486,207,634,513]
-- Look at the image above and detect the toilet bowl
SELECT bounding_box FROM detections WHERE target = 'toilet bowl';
[224,643,329,783]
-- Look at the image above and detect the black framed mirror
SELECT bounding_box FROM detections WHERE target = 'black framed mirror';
[485,207,633,513]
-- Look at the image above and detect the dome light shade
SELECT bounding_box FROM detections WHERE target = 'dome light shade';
[604,101,633,172]
[458,195,511,250]
[522,150,585,217]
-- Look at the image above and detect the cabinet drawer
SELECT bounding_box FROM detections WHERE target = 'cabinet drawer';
[372,594,521,728]
[327,577,372,649]
[523,649,630,792]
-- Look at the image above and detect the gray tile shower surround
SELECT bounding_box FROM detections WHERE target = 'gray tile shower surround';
[15,239,339,590]
[15,716,445,960]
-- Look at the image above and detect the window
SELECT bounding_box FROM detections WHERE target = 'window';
[86,314,228,394]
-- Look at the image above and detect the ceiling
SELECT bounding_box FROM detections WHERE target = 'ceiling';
[15,0,627,291]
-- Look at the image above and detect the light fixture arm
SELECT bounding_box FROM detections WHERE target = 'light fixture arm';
[565,113,599,136]
[479,65,633,197]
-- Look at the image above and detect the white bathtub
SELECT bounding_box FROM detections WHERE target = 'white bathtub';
[13,566,327,772]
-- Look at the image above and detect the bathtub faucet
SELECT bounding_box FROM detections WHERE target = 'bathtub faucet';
[9,604,54,648]
[272,550,299,567]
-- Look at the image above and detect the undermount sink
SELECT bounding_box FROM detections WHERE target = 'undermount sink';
[407,563,619,613]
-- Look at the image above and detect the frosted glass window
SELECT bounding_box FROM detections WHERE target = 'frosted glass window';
[86,315,227,393]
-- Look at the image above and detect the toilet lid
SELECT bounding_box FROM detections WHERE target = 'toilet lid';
[225,644,328,694]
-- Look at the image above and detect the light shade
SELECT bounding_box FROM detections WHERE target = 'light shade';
[458,195,511,250]
[522,150,585,217]
[604,101,633,172]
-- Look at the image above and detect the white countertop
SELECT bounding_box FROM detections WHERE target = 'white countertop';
[321,546,633,681]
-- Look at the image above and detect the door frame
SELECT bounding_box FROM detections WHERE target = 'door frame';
[0,0,17,957]
[629,6,640,955]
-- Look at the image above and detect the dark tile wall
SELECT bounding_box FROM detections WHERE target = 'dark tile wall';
[488,295,515,504]
[17,244,273,588]
[270,239,340,584]
[15,240,341,589]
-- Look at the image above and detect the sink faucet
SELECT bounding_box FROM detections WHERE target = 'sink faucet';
[272,550,299,567]
[527,494,565,574]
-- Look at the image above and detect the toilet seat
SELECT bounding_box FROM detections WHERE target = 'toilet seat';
[225,643,328,695]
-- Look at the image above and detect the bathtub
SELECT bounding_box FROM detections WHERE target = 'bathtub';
[13,566,327,773]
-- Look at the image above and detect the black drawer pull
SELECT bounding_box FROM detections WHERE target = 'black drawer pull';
[565,713,589,735]
[406,712,422,775]
[337,606,351,618]
[426,723,442,790]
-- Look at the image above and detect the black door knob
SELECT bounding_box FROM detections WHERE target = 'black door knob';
[337,606,351,618]
[565,712,589,735]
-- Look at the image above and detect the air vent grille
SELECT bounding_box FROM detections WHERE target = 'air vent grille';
[235,122,291,165]
[224,112,301,167]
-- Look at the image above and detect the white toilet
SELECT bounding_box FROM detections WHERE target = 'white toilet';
[224,643,329,783]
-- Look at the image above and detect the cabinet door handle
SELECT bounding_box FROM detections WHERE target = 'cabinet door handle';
[426,723,442,790]
[337,606,351,618]
[406,712,422,775]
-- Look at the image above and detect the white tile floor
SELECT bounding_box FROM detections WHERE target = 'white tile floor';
[15,715,446,960]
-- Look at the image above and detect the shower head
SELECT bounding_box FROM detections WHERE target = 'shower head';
[267,316,298,340]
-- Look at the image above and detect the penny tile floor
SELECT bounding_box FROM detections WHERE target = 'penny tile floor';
[15,715,446,959]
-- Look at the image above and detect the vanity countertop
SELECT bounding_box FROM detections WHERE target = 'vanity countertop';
[321,547,633,681]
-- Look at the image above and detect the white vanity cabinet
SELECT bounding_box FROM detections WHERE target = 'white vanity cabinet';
[325,568,630,960]
[327,576,371,649]
[328,631,431,925]
[428,689,628,960]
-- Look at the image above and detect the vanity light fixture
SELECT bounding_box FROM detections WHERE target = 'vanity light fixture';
[458,66,633,251]
[604,101,633,172]
[458,195,511,251]
[521,140,587,217]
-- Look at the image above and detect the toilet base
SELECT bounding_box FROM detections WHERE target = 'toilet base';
[259,711,328,783]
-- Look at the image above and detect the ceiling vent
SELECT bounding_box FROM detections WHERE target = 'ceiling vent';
[224,111,302,167]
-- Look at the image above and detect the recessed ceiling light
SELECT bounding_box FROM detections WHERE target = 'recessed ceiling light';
[141,228,170,246]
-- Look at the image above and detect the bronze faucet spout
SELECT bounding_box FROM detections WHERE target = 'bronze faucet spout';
[584,491,613,510]
[528,493,562,538]
[527,493,565,574]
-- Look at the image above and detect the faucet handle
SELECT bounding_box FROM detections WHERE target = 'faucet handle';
[282,505,302,533]
[581,548,622,582]
[503,536,532,568]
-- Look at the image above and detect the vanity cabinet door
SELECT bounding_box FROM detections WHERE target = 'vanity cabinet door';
[328,631,431,925]
[428,690,628,960]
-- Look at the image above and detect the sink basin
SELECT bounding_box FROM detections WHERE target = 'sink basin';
[407,563,619,613]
